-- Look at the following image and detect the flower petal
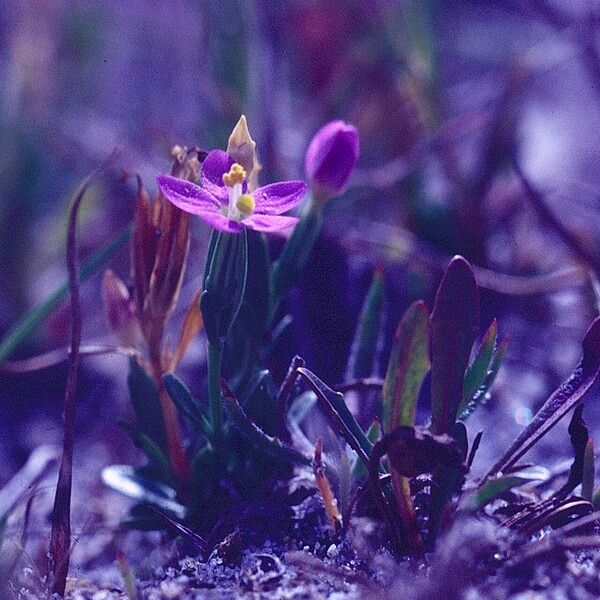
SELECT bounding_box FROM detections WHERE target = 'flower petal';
[242,214,299,234]
[158,174,222,214]
[251,181,307,215]
[198,211,244,234]
[201,150,234,201]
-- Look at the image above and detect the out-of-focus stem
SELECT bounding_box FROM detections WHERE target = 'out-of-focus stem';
[207,341,224,449]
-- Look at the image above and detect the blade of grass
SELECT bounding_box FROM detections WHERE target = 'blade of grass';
[0,224,131,364]
[460,319,497,414]
[49,160,114,595]
[483,317,600,479]
[458,336,508,421]
[461,466,550,511]
[296,367,373,467]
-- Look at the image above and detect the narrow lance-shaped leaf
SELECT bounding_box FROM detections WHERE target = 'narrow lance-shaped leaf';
[313,440,343,533]
[458,335,508,421]
[383,300,429,432]
[220,380,311,466]
[430,256,480,436]
[352,420,381,479]
[461,466,550,511]
[117,420,172,483]
[382,300,429,553]
[297,367,373,467]
[162,374,213,439]
[128,358,168,452]
[484,317,600,479]
[461,319,497,413]
[346,269,384,380]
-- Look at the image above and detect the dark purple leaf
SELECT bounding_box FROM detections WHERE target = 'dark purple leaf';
[430,256,480,435]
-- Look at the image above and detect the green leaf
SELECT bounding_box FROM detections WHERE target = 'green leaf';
[221,382,310,466]
[383,300,429,433]
[430,256,480,436]
[117,420,172,483]
[458,335,508,421]
[162,373,212,439]
[461,319,497,411]
[484,317,600,478]
[201,229,248,346]
[352,420,381,479]
[127,358,168,453]
[0,224,131,363]
[346,269,384,380]
[297,367,373,467]
[461,466,550,511]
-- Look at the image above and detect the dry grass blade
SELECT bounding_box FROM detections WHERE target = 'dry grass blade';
[49,155,115,596]
[483,317,600,479]
[312,440,342,534]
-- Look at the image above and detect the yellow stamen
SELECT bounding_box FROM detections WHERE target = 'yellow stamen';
[236,193,255,215]
[222,163,246,187]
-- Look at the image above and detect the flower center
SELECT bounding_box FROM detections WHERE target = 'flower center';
[222,163,253,221]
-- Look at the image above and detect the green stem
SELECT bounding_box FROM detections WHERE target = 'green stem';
[207,341,224,448]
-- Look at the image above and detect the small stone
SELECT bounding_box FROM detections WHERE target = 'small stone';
[327,544,339,558]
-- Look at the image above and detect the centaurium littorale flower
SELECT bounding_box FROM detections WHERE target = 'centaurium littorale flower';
[304,120,360,199]
[158,150,306,235]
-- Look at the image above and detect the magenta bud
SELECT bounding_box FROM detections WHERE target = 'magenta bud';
[304,120,360,198]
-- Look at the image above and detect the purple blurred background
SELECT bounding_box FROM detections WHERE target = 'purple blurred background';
[1,0,599,485]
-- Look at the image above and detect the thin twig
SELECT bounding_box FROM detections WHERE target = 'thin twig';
[346,219,590,296]
[513,161,600,276]
[1,344,138,373]
[48,154,115,595]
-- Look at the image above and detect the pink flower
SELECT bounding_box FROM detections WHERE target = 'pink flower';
[158,150,306,234]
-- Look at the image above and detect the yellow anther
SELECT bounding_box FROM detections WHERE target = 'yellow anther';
[222,163,246,187]
[236,193,255,215]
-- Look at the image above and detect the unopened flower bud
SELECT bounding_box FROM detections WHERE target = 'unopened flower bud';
[304,120,360,200]
[227,115,261,191]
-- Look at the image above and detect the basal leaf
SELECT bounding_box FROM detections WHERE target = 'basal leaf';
[128,358,168,452]
[458,335,508,420]
[383,300,429,433]
[162,373,212,439]
[220,381,310,466]
[117,420,172,483]
[461,466,550,511]
[297,367,373,467]
[381,300,429,553]
[430,256,480,436]
[484,317,600,478]
[461,319,497,413]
